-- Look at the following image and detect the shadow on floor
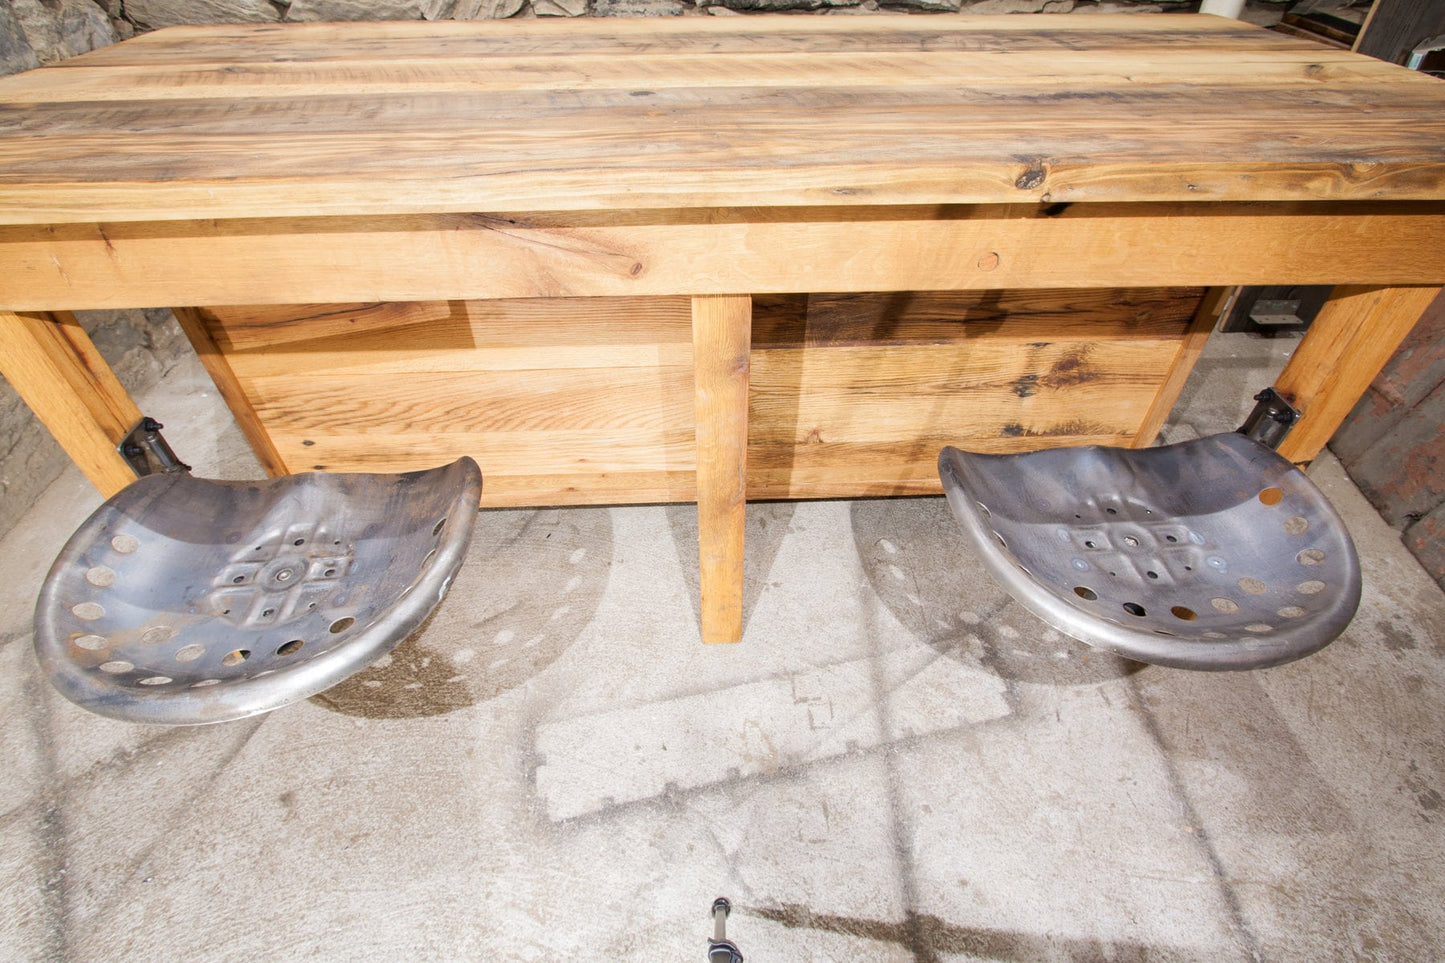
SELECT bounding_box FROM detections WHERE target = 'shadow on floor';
[850,497,1146,687]
[312,506,613,718]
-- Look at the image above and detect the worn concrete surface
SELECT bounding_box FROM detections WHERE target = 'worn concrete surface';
[2,331,1443,961]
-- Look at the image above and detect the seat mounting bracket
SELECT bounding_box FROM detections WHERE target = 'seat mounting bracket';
[1238,387,1301,451]
[118,416,190,477]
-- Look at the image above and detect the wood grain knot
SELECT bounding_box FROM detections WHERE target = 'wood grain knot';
[1015,163,1048,191]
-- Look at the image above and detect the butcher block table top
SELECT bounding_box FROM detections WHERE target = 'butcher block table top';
[2,14,1444,645]
[0,13,1444,223]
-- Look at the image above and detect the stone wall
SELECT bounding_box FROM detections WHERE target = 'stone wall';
[1,0,1286,537]
[11,0,1217,38]
[7,0,1291,47]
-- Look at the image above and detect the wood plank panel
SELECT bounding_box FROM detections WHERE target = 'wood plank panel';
[199,298,696,504]
[753,287,1205,346]
[272,427,697,478]
[749,341,1177,445]
[746,336,1179,499]
[3,16,1444,225]
[11,81,1436,136]
[38,16,1316,70]
[203,296,692,352]
[461,470,697,508]
[245,369,695,436]
[5,51,1425,103]
[0,310,141,496]
[11,101,1437,175]
[3,110,1441,222]
[193,288,1204,508]
[746,436,1139,500]
[202,300,462,351]
[207,297,693,372]
[4,204,1443,312]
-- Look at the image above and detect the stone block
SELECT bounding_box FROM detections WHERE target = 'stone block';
[0,395,67,538]
[0,3,41,76]
[961,0,1071,12]
[532,0,590,15]
[884,0,963,11]
[82,308,191,393]
[592,0,688,16]
[701,0,860,11]
[12,0,115,65]
[286,0,453,19]
[1069,0,1164,12]
[451,0,529,17]
[824,2,886,14]
[126,0,281,28]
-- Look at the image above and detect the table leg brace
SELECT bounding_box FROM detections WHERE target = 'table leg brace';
[0,310,141,497]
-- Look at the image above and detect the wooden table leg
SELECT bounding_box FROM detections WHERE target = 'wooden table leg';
[1275,285,1443,464]
[0,310,142,497]
[692,294,752,644]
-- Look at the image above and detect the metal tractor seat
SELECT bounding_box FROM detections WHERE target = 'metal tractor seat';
[35,457,481,724]
[939,433,1360,671]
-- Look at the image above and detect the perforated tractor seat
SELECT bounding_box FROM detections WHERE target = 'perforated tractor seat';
[35,458,481,724]
[939,434,1360,671]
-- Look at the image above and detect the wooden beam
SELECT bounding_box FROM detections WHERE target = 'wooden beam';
[2,202,1443,312]
[0,310,141,496]
[692,294,751,645]
[1275,284,1443,463]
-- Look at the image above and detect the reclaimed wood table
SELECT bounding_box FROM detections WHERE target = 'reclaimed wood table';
[2,15,1443,644]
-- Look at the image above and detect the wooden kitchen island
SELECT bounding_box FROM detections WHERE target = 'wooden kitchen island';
[1,14,1442,643]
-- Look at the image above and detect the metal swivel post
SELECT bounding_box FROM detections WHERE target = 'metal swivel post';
[708,898,743,963]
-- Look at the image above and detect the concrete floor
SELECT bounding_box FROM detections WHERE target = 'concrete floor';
[2,331,1443,962]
